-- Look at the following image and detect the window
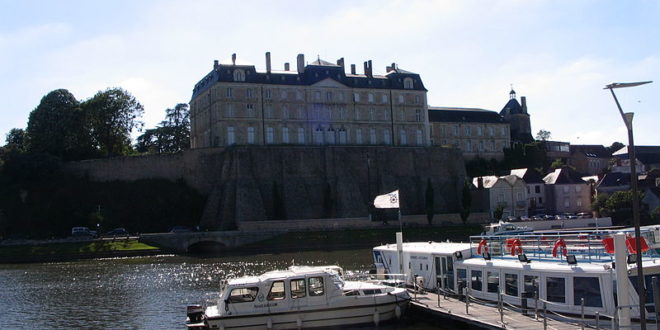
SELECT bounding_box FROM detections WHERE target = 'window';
[414,95,420,104]
[573,277,602,307]
[400,129,407,145]
[477,126,483,136]
[471,270,482,291]
[384,129,391,145]
[267,281,285,300]
[246,88,253,98]
[338,128,347,144]
[338,92,345,101]
[247,127,255,144]
[577,199,582,207]
[326,91,333,101]
[546,277,565,303]
[539,197,543,204]
[314,91,321,101]
[246,104,255,117]
[370,129,377,145]
[575,185,582,192]
[225,104,235,118]
[281,90,287,100]
[290,279,306,299]
[382,94,388,103]
[227,127,235,145]
[309,277,324,296]
[524,275,539,298]
[415,109,422,122]
[487,271,500,293]
[564,199,570,207]
[368,93,374,103]
[464,126,471,136]
[399,109,405,121]
[226,87,233,98]
[325,128,336,144]
[282,106,289,119]
[457,268,467,291]
[282,127,289,144]
[265,89,272,99]
[339,107,346,120]
[403,77,413,89]
[465,140,471,152]
[229,287,259,303]
[296,90,304,100]
[446,257,454,290]
[233,69,245,82]
[563,186,569,193]
[355,108,361,121]
[398,94,404,104]
[265,105,273,119]
[416,130,423,146]
[505,273,518,296]
[453,125,459,136]
[266,127,274,144]
[535,186,541,194]
[297,128,305,144]
[297,106,304,120]
[479,141,484,151]
[356,129,363,144]
[353,93,360,102]
[314,127,323,145]
[369,108,375,121]
[488,127,494,136]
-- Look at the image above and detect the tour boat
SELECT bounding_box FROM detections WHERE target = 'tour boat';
[186,265,410,329]
[373,225,660,323]
[482,216,613,236]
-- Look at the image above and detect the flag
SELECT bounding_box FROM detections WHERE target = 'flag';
[373,190,399,209]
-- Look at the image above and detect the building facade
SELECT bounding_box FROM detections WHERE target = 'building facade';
[190,53,430,148]
[568,144,611,176]
[543,167,590,214]
[428,107,510,160]
[510,168,546,215]
[473,175,528,218]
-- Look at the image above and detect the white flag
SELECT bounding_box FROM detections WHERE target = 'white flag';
[373,190,399,209]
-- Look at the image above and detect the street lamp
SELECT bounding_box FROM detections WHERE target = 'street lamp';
[604,80,652,328]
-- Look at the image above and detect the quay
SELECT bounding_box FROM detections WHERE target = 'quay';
[409,290,657,330]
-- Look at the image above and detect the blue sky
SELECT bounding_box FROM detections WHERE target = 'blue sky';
[1,0,658,146]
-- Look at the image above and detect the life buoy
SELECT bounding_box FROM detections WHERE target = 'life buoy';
[602,237,615,254]
[477,239,489,256]
[509,238,523,256]
[552,238,567,257]
[625,235,649,253]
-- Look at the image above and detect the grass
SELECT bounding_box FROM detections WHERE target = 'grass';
[0,239,159,259]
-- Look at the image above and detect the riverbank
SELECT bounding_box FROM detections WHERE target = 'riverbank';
[0,239,160,264]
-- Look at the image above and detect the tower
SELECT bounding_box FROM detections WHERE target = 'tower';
[500,89,533,144]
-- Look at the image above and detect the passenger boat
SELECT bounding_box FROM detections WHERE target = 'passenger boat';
[482,216,613,235]
[373,225,660,322]
[186,265,410,329]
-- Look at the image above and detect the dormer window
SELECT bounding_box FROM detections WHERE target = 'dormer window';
[233,69,246,82]
[403,77,413,89]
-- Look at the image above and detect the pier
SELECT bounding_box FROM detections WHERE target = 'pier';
[410,290,656,330]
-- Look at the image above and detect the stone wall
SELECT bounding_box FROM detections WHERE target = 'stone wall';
[64,146,467,229]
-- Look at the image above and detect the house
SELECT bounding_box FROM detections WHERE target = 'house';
[544,141,571,165]
[611,145,660,173]
[510,168,546,215]
[568,144,612,175]
[543,167,590,215]
[473,175,528,218]
[595,172,632,196]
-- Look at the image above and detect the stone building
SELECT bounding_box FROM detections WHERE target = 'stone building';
[500,89,533,144]
[189,53,430,148]
[428,107,510,160]
[543,167,590,214]
[510,168,546,215]
[472,175,529,218]
[568,144,611,176]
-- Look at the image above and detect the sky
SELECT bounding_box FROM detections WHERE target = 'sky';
[1,0,658,147]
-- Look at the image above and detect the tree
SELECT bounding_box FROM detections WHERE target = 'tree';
[26,89,88,159]
[493,205,505,220]
[602,190,649,226]
[425,178,434,225]
[136,103,190,153]
[591,193,609,217]
[535,129,551,141]
[83,88,144,157]
[460,180,472,224]
[5,128,26,150]
[607,141,625,154]
[550,159,565,170]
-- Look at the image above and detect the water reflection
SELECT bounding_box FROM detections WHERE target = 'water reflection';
[0,249,455,329]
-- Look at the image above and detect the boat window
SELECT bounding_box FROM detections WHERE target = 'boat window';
[546,277,565,303]
[290,278,306,299]
[446,257,454,290]
[471,270,482,291]
[573,277,602,307]
[457,268,467,290]
[228,287,259,303]
[524,275,539,298]
[344,290,359,296]
[487,271,500,293]
[267,281,285,301]
[363,289,383,295]
[309,277,324,296]
[629,274,656,312]
[505,273,518,296]
[330,273,344,289]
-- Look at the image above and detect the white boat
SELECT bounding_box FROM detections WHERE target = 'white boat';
[483,217,613,235]
[373,225,660,322]
[186,265,410,329]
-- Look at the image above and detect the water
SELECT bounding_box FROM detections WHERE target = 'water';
[0,249,460,329]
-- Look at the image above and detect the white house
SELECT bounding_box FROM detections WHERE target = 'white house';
[473,174,528,218]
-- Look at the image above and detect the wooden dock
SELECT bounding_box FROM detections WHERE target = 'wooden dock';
[409,291,657,330]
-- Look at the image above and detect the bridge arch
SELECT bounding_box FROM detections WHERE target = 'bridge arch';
[186,240,227,254]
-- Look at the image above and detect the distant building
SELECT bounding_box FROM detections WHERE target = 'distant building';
[510,168,546,215]
[500,89,533,145]
[568,144,612,175]
[189,52,430,148]
[611,145,660,173]
[428,107,510,160]
[543,167,590,214]
[544,141,571,164]
[473,175,528,218]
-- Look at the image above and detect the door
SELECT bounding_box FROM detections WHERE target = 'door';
[434,256,454,292]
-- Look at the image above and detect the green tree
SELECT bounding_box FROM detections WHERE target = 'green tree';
[493,205,505,220]
[136,103,190,153]
[83,88,144,157]
[535,129,551,141]
[460,180,472,224]
[603,190,649,225]
[5,128,26,150]
[591,193,609,217]
[607,141,625,154]
[425,178,434,225]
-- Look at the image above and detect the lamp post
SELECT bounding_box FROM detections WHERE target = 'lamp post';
[604,80,652,329]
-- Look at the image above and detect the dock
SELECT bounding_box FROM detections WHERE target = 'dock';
[409,291,657,330]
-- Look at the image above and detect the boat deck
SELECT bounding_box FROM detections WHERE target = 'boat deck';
[410,290,656,330]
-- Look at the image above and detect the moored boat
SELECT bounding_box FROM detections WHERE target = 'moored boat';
[186,265,410,329]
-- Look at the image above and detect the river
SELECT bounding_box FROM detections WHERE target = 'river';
[0,248,469,329]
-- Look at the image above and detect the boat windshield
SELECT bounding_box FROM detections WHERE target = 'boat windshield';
[330,273,344,289]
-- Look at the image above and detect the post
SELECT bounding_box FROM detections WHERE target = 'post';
[499,290,504,325]
[614,233,632,328]
[652,276,660,322]
[543,302,547,330]
[437,281,441,308]
[581,297,585,330]
[396,232,403,285]
[595,311,600,330]
[535,291,539,320]
[465,287,469,314]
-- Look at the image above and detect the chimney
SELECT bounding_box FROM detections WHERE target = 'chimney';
[364,60,373,77]
[265,52,271,73]
[350,64,356,75]
[386,62,396,73]
[231,53,236,65]
[521,96,528,113]
[213,60,219,70]
[297,54,305,73]
[284,62,290,71]
[337,57,345,68]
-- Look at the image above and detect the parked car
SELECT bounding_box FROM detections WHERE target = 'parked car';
[543,215,555,220]
[565,213,578,219]
[577,212,593,219]
[71,227,97,238]
[103,228,129,237]
[532,214,546,221]
[519,216,531,221]
[555,214,567,220]
[506,216,520,222]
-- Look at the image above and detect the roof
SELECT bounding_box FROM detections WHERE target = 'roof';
[192,58,427,99]
[500,98,524,116]
[473,175,524,188]
[596,172,631,189]
[543,167,587,185]
[373,241,471,254]
[613,145,660,165]
[510,168,545,183]
[570,144,611,158]
[428,107,506,124]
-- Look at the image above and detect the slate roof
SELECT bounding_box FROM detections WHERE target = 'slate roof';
[192,58,427,99]
[570,144,611,158]
[595,172,631,190]
[612,146,660,165]
[472,175,523,188]
[510,168,545,183]
[543,167,587,185]
[428,107,506,124]
[500,98,524,116]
